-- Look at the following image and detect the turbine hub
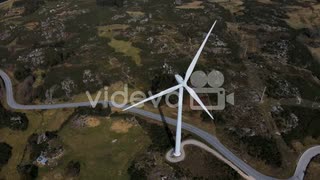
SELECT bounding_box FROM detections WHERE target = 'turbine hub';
[175,74,184,84]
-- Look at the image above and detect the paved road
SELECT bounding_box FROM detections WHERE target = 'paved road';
[292,146,320,180]
[0,69,319,180]
[165,139,254,180]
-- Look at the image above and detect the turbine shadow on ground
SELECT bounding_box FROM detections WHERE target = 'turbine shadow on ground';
[158,105,175,148]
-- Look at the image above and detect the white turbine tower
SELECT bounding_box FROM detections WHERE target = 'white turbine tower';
[124,21,217,157]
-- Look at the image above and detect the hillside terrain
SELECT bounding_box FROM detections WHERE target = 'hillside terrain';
[0,0,320,179]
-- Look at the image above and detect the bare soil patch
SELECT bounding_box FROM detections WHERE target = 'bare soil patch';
[110,120,133,133]
[85,117,101,127]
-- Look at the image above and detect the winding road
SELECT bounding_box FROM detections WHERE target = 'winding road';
[0,69,319,180]
[165,139,255,180]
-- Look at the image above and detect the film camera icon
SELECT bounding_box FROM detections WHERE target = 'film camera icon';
[190,70,234,111]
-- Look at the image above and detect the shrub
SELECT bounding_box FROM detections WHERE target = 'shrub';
[0,142,12,169]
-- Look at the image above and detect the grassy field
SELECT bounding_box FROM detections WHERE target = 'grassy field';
[0,110,45,179]
[38,116,151,179]
[97,24,142,66]
[108,39,142,66]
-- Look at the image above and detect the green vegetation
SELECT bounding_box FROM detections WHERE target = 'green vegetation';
[75,104,111,117]
[0,142,12,170]
[23,0,45,15]
[228,129,282,167]
[37,65,107,100]
[108,39,142,65]
[128,119,241,179]
[0,47,9,61]
[14,66,32,81]
[0,110,46,179]
[1,0,320,178]
[205,153,241,180]
[241,136,282,167]
[38,115,151,179]
[27,131,58,161]
[17,164,38,180]
[288,38,320,79]
[281,106,320,144]
[286,75,320,101]
[64,160,80,178]
[180,146,241,180]
[0,103,29,131]
[127,159,148,180]
[135,117,174,153]
[96,0,123,7]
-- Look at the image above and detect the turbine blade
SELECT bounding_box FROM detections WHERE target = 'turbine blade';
[184,85,214,119]
[123,84,182,111]
[184,21,217,82]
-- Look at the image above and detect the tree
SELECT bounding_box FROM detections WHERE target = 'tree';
[75,104,111,116]
[114,0,123,7]
[242,136,282,167]
[65,161,80,177]
[0,143,12,170]
[23,0,45,15]
[0,103,29,130]
[17,164,38,180]
[96,0,123,7]
[14,66,31,81]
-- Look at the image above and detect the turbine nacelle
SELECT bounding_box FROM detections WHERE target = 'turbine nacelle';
[123,21,217,120]
[175,74,184,85]
[123,21,217,157]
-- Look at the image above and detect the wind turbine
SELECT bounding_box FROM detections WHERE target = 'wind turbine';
[124,21,217,157]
